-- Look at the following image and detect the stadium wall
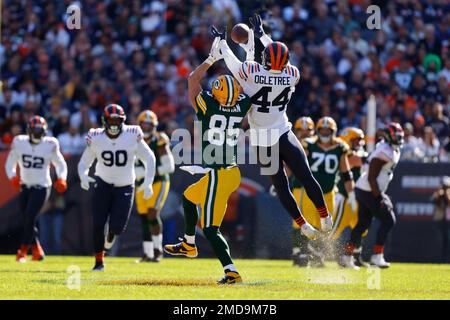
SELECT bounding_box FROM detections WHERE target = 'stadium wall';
[0,151,449,263]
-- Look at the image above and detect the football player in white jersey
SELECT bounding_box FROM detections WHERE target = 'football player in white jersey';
[5,116,68,262]
[212,14,331,240]
[341,122,404,269]
[78,104,156,271]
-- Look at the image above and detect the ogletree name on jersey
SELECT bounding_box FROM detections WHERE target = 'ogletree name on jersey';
[254,75,291,86]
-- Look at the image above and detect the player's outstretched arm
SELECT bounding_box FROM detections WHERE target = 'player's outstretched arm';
[157,140,175,175]
[136,136,156,199]
[340,153,356,210]
[219,39,244,81]
[249,13,272,47]
[188,37,222,112]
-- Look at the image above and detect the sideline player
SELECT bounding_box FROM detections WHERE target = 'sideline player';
[214,14,330,240]
[135,110,174,262]
[341,122,404,269]
[293,117,356,267]
[164,38,252,284]
[5,116,67,262]
[335,127,368,267]
[78,104,155,271]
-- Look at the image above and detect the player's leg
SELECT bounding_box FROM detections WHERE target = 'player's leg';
[279,131,331,231]
[341,189,373,269]
[202,167,242,284]
[291,188,309,267]
[16,186,30,262]
[91,177,113,271]
[147,180,170,261]
[256,143,318,239]
[135,186,154,262]
[18,187,49,262]
[370,194,396,268]
[164,174,209,257]
[108,184,135,246]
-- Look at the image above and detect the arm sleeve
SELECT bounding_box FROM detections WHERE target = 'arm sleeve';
[51,140,68,180]
[260,34,273,47]
[220,40,244,81]
[5,143,19,180]
[136,138,156,186]
[77,145,96,179]
[158,153,175,175]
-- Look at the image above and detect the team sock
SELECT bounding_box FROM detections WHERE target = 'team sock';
[183,195,198,237]
[344,243,355,256]
[140,215,152,241]
[224,264,237,273]
[143,241,154,258]
[203,226,233,267]
[152,234,163,251]
[317,206,328,218]
[294,216,305,227]
[95,251,105,263]
[373,245,384,254]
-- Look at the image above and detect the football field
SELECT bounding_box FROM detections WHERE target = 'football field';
[1,255,449,300]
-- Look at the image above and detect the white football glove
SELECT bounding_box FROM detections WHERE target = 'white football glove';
[138,183,154,200]
[348,191,358,212]
[205,37,223,65]
[80,175,95,191]
[239,29,255,61]
[269,185,277,197]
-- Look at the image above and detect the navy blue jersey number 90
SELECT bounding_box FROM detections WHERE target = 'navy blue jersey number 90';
[101,150,127,167]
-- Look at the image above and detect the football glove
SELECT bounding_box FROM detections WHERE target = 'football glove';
[210,25,227,40]
[10,176,21,190]
[239,29,255,61]
[138,183,153,200]
[80,175,95,191]
[348,191,357,212]
[205,37,223,65]
[269,185,277,197]
[54,179,67,193]
[249,13,265,38]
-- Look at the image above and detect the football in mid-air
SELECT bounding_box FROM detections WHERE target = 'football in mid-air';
[231,23,250,44]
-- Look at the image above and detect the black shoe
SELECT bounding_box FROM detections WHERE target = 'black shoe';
[92,261,104,272]
[135,255,152,263]
[217,271,242,285]
[293,254,309,267]
[152,249,163,262]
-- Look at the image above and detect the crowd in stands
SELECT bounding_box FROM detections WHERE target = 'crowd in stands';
[0,0,448,161]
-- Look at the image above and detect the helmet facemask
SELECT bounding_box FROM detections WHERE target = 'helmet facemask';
[104,116,124,136]
[29,125,45,144]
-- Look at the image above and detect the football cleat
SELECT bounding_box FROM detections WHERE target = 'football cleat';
[370,254,390,268]
[164,239,198,258]
[300,223,319,240]
[135,255,152,263]
[339,255,360,270]
[32,242,45,261]
[152,249,163,262]
[354,252,369,268]
[91,261,105,272]
[293,253,309,267]
[104,231,116,250]
[217,271,242,285]
[16,247,28,263]
[320,214,333,233]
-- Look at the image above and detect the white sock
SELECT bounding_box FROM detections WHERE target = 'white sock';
[224,264,237,272]
[152,234,163,251]
[184,234,195,245]
[292,247,300,255]
[143,241,154,258]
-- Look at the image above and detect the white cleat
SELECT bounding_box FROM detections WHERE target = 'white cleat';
[370,254,390,268]
[320,214,333,233]
[300,223,320,240]
[339,255,360,270]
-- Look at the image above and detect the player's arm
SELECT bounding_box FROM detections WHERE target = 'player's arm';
[218,40,244,81]
[340,153,354,194]
[188,62,213,113]
[136,133,156,199]
[368,157,386,199]
[50,139,68,193]
[77,136,97,190]
[156,136,175,175]
[249,13,273,47]
[5,140,19,181]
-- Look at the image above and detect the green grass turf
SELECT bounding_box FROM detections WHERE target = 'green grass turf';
[0,255,449,299]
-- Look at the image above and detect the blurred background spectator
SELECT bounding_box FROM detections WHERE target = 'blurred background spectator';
[0,0,448,163]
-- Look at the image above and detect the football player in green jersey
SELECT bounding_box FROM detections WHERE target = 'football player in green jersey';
[135,110,174,263]
[293,117,356,267]
[164,37,252,284]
